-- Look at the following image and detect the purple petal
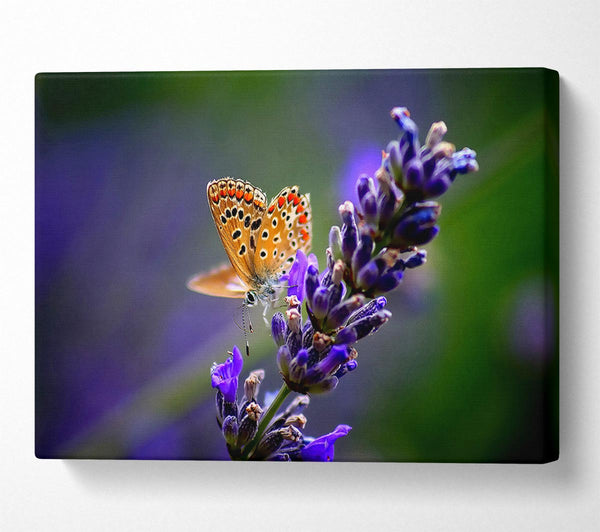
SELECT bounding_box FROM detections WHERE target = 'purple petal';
[210,346,244,402]
[288,249,308,300]
[231,345,243,375]
[301,424,352,462]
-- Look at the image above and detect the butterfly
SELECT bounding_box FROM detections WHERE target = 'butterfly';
[188,178,312,308]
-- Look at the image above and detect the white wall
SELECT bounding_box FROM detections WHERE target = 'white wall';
[1,1,598,530]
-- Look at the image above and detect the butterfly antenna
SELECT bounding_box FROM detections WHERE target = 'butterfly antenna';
[247,305,254,334]
[232,310,244,332]
[241,303,253,357]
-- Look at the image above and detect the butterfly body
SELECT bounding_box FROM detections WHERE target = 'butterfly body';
[188,178,312,307]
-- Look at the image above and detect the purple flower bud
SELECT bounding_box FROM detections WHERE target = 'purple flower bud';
[424,173,451,198]
[285,308,302,357]
[387,256,406,273]
[287,249,308,301]
[289,348,308,382]
[286,331,302,358]
[392,202,441,248]
[403,158,424,189]
[211,346,243,403]
[320,258,334,288]
[404,250,427,268]
[301,321,314,349]
[222,415,239,446]
[347,296,387,324]
[334,359,358,379]
[339,200,355,225]
[373,270,403,294]
[390,107,418,140]
[255,430,285,459]
[451,148,479,177]
[352,234,374,275]
[300,424,352,462]
[325,294,366,330]
[283,344,345,394]
[409,225,439,246]
[376,178,402,228]
[421,150,437,181]
[312,345,349,378]
[326,279,345,311]
[356,260,380,290]
[296,348,309,366]
[352,309,392,339]
[387,140,403,182]
[339,201,358,263]
[277,345,291,375]
[335,326,358,345]
[356,174,376,203]
[271,312,287,346]
[310,286,330,320]
[304,264,320,305]
[237,408,260,447]
[360,191,379,226]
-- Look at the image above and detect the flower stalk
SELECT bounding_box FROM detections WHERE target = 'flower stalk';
[239,383,291,460]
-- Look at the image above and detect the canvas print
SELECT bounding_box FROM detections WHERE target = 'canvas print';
[35,69,558,462]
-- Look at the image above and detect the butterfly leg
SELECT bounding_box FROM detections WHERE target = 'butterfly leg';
[262,302,270,327]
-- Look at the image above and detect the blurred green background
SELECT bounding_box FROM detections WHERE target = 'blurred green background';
[35,69,558,461]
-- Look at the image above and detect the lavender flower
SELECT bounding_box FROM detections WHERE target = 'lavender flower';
[204,106,478,461]
[284,249,318,302]
[329,107,478,297]
[211,346,243,403]
[271,256,390,394]
[297,424,352,462]
[212,359,353,461]
[387,106,479,202]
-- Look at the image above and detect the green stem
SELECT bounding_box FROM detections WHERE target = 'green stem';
[240,383,291,460]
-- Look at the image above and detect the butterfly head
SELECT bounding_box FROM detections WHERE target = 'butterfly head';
[244,290,258,307]
[244,278,278,307]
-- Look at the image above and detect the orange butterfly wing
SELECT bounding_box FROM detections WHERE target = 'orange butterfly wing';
[187,263,247,299]
[253,186,312,278]
[206,178,267,289]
